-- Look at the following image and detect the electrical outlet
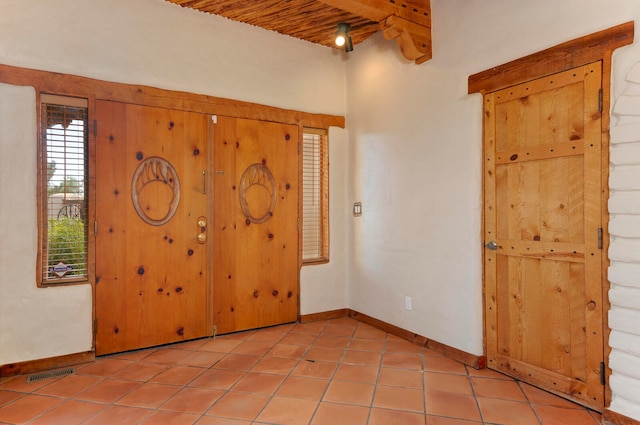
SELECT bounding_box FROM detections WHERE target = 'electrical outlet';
[405,296,412,311]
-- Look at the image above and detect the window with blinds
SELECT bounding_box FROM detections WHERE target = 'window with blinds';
[302,129,329,263]
[40,95,89,284]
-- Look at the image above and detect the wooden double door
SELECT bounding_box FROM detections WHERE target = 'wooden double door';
[483,63,605,409]
[95,102,298,355]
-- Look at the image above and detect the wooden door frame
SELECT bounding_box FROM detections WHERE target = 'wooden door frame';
[469,22,634,407]
[0,63,344,356]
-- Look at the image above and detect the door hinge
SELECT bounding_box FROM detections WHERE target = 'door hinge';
[600,362,606,385]
[212,115,217,124]
[598,89,603,113]
[93,120,97,137]
[598,227,603,250]
[94,220,98,237]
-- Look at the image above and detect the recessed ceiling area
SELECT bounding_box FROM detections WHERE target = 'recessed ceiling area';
[165,0,432,64]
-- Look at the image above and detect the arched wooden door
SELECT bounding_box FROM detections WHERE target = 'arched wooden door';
[95,101,211,355]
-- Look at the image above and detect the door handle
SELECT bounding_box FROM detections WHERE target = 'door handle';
[485,241,498,250]
[197,217,207,243]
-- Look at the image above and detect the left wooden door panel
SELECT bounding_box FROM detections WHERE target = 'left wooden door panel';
[95,101,211,355]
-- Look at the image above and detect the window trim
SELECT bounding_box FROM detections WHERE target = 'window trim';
[37,93,93,287]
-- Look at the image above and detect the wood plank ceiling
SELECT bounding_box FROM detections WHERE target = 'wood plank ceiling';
[166,0,432,64]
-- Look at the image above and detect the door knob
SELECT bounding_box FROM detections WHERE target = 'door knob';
[485,241,498,250]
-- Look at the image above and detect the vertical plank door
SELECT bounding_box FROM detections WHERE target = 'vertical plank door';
[483,63,604,409]
[212,116,299,334]
[95,101,211,355]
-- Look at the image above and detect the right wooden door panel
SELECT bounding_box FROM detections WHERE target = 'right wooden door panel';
[212,116,299,334]
[484,63,604,409]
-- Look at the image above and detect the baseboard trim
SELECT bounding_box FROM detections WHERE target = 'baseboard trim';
[300,308,486,370]
[604,408,640,425]
[0,351,94,378]
[299,308,349,323]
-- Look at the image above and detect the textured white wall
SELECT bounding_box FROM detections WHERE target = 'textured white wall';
[0,0,346,114]
[609,58,640,421]
[0,0,348,365]
[0,83,94,364]
[300,127,351,314]
[346,0,640,419]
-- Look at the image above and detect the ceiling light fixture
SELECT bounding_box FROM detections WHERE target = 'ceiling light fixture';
[335,23,353,52]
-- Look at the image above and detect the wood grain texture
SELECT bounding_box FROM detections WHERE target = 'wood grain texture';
[169,0,379,47]
[469,21,634,95]
[299,308,350,323]
[603,408,640,425]
[168,0,430,48]
[0,352,94,378]
[212,117,299,334]
[95,102,210,355]
[484,63,605,410]
[0,64,345,130]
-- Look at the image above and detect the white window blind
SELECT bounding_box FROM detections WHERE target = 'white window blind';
[41,95,89,283]
[302,129,329,263]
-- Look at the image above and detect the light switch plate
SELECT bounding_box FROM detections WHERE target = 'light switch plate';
[353,202,362,217]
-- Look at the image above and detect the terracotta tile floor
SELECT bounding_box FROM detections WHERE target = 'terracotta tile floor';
[0,318,603,424]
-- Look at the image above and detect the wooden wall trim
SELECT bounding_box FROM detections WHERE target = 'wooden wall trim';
[300,309,486,369]
[348,310,486,369]
[299,308,350,323]
[0,351,94,378]
[604,408,640,425]
[0,64,345,129]
[468,21,634,95]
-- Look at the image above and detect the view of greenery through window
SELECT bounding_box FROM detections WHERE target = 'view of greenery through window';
[42,100,88,282]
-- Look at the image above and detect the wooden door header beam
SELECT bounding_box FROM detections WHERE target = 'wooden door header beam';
[0,64,345,129]
[318,0,432,64]
[468,21,634,95]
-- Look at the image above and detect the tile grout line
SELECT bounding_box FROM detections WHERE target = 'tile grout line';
[0,319,603,425]
[251,322,317,423]
[364,321,386,425]
[297,320,333,425]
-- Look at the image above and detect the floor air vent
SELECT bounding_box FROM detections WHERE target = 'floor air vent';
[27,367,75,382]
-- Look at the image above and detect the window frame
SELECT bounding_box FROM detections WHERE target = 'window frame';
[37,93,93,287]
[301,127,330,265]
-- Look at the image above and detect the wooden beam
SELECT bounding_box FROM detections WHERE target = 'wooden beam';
[316,0,431,28]
[318,0,432,64]
[382,14,431,64]
[468,21,634,95]
[0,64,345,129]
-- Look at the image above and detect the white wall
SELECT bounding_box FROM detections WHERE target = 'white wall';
[0,83,94,364]
[609,58,640,421]
[0,0,349,365]
[346,0,640,419]
[300,126,350,314]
